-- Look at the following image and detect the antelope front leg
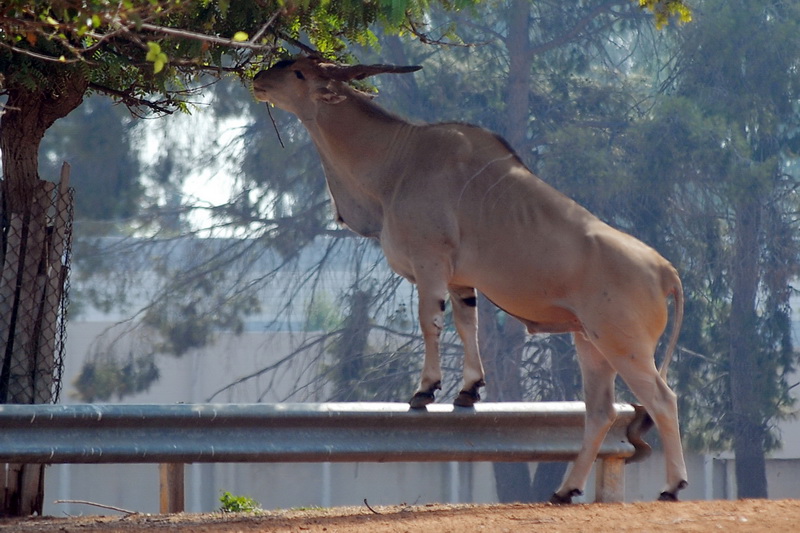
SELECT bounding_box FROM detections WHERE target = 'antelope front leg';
[409,279,449,409]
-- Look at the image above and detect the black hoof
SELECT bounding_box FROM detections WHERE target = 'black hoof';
[658,491,678,502]
[453,379,485,407]
[658,480,688,502]
[409,381,441,409]
[549,488,582,505]
[409,391,435,409]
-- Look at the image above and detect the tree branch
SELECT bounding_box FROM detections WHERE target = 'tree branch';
[276,32,320,56]
[0,40,82,64]
[249,10,283,45]
[526,1,629,57]
[87,82,176,115]
[136,22,278,52]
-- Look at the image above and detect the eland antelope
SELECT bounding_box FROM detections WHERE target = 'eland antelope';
[252,56,688,502]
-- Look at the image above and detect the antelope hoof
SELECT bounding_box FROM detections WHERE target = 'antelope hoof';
[409,381,441,409]
[658,491,678,502]
[549,488,582,505]
[658,480,688,502]
[453,379,485,407]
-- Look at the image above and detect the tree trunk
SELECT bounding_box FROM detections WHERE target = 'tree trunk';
[479,295,526,403]
[481,0,544,503]
[729,195,768,499]
[478,295,531,502]
[504,0,533,157]
[0,75,86,516]
[534,336,583,500]
[1,77,85,211]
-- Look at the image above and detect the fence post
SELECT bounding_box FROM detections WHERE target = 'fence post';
[159,463,185,514]
[594,457,625,503]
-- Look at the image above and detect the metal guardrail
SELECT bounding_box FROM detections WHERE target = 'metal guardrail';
[0,402,649,511]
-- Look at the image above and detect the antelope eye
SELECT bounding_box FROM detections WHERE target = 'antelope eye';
[294,70,305,80]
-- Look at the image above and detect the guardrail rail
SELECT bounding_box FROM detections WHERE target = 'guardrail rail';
[0,401,650,512]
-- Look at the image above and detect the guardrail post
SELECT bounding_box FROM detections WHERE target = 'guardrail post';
[594,457,625,503]
[159,463,185,513]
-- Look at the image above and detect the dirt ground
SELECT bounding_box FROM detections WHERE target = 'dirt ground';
[2,499,799,533]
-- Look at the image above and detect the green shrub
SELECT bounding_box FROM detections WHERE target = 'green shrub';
[218,491,261,513]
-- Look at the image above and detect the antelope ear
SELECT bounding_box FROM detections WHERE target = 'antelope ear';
[313,86,347,104]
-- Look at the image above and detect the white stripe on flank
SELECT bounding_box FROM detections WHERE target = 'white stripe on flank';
[456,154,514,209]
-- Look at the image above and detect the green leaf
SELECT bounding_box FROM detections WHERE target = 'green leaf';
[146,42,168,73]
[232,31,248,42]
[146,42,161,62]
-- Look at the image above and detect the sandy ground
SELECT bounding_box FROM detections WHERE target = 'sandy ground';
[2,499,800,532]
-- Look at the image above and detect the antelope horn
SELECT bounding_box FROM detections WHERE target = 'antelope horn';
[317,63,422,81]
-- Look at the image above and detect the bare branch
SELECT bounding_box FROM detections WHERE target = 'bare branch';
[205,332,333,401]
[250,10,283,45]
[0,40,82,64]
[527,0,629,57]
[54,499,138,516]
[404,18,491,48]
[87,82,177,115]
[136,22,278,52]
[276,32,320,56]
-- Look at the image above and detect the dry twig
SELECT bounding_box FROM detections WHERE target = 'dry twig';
[54,499,138,516]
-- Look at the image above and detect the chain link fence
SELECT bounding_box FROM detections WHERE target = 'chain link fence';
[0,173,73,406]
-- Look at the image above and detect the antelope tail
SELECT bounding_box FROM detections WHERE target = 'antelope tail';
[658,274,684,380]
